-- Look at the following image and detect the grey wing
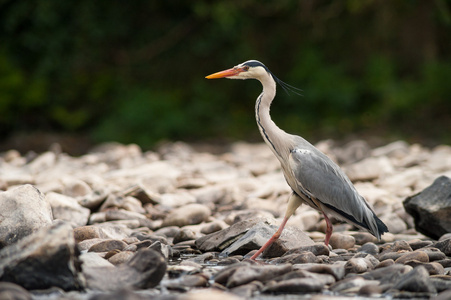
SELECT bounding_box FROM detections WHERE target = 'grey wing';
[288,148,377,231]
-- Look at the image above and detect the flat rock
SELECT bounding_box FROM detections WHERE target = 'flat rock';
[263,277,323,293]
[88,239,128,252]
[83,249,166,291]
[403,176,451,239]
[0,185,53,246]
[0,221,84,290]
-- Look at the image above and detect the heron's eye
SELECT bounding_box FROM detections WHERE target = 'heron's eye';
[243,66,250,71]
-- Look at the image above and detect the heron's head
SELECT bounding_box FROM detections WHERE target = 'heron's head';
[206,60,270,81]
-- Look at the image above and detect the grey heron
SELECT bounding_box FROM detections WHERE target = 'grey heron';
[206,60,388,260]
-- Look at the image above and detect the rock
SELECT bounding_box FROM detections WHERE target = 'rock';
[46,192,90,227]
[0,282,32,300]
[344,258,373,274]
[219,220,314,258]
[88,239,128,252]
[330,276,371,292]
[345,156,393,182]
[179,289,244,300]
[380,213,407,234]
[433,239,451,256]
[263,278,323,293]
[293,261,346,281]
[357,242,379,255]
[351,232,377,245]
[393,266,437,293]
[273,269,335,286]
[108,251,135,265]
[404,261,445,275]
[0,185,53,246]
[395,250,429,264]
[214,263,292,288]
[173,228,201,244]
[73,226,108,243]
[434,290,451,300]
[61,177,92,197]
[329,233,355,249]
[403,176,451,239]
[0,221,84,290]
[284,243,330,257]
[84,249,166,291]
[269,251,319,265]
[80,252,115,268]
[162,203,211,227]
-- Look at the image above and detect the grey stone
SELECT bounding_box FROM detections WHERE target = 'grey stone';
[0,221,85,290]
[393,266,437,293]
[84,249,166,291]
[88,239,128,252]
[357,242,379,255]
[162,203,211,227]
[329,232,355,249]
[263,278,323,293]
[403,176,451,239]
[222,264,292,288]
[293,261,346,281]
[433,238,451,256]
[0,185,53,247]
[47,192,90,227]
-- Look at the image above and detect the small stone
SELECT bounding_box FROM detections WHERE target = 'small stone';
[329,233,355,249]
[62,177,92,197]
[88,240,128,252]
[293,261,346,281]
[357,242,379,255]
[108,251,134,265]
[404,261,445,275]
[435,290,451,300]
[358,283,383,296]
[274,269,335,286]
[162,203,211,227]
[284,243,330,257]
[330,276,369,292]
[173,228,200,244]
[395,250,429,264]
[263,278,323,293]
[270,252,319,265]
[73,226,107,243]
[351,232,377,245]
[344,257,372,274]
[375,259,395,269]
[408,239,433,250]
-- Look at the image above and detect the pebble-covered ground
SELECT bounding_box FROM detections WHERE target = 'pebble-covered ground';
[1,140,451,300]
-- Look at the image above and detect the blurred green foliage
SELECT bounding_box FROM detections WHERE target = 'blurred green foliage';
[1,0,450,149]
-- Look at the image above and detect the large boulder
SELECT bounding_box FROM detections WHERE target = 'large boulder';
[403,176,451,239]
[0,185,53,247]
[0,220,85,291]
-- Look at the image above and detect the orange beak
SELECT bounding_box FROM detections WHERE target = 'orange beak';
[205,67,245,79]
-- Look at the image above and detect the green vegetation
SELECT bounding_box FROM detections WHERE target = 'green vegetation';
[1,1,450,149]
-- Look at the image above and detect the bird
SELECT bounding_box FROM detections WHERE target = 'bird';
[206,60,388,260]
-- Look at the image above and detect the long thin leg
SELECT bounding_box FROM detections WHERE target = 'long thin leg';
[250,216,289,260]
[323,213,333,246]
[250,193,303,260]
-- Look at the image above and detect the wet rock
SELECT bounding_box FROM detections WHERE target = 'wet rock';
[0,221,84,290]
[84,249,166,291]
[393,266,437,293]
[403,176,451,239]
[162,203,211,227]
[0,282,32,300]
[0,185,53,246]
[88,239,128,252]
[330,276,373,293]
[274,269,335,286]
[47,192,90,227]
[329,232,355,249]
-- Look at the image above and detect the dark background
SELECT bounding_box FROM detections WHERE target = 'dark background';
[1,1,450,154]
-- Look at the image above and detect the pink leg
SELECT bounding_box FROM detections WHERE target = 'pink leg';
[323,213,333,246]
[250,216,289,260]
